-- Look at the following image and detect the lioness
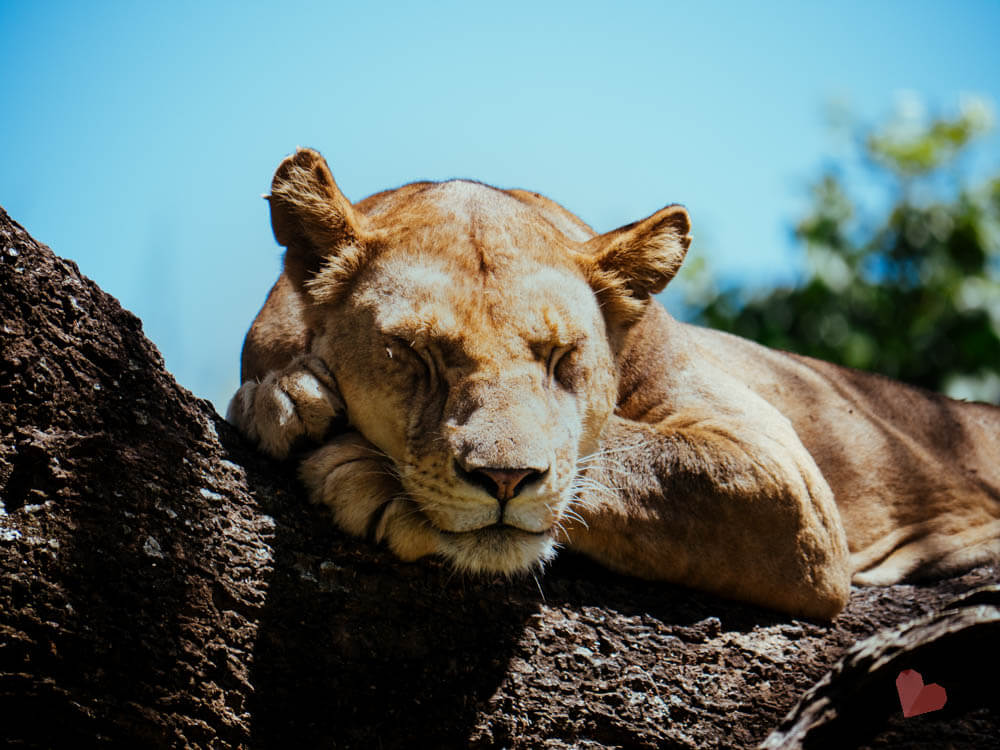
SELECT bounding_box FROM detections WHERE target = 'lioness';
[229,148,1000,619]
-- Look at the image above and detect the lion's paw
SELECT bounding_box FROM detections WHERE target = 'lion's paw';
[299,433,441,561]
[373,497,443,562]
[227,354,344,459]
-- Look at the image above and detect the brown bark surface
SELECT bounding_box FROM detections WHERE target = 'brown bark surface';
[1,205,997,749]
[763,586,1000,749]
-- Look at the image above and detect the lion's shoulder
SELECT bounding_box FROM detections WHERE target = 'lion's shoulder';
[240,273,310,383]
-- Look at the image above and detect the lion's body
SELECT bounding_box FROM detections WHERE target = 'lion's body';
[230,149,1000,619]
[620,306,1000,586]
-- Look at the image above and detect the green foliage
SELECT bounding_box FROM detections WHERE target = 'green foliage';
[683,97,1000,403]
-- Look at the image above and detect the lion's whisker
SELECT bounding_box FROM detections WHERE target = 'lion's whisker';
[570,477,619,500]
[560,507,589,529]
[530,570,547,602]
[552,519,571,544]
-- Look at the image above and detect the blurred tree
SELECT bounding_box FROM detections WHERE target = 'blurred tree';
[682,96,1000,404]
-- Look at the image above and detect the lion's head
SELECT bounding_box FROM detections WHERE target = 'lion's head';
[269,149,691,574]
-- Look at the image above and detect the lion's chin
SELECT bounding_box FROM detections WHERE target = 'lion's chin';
[437,525,558,576]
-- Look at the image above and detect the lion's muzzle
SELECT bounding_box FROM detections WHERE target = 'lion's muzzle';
[454,462,549,503]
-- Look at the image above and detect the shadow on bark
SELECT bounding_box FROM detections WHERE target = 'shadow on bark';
[237,441,546,748]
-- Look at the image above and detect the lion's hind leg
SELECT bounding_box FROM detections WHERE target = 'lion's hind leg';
[851,517,1000,586]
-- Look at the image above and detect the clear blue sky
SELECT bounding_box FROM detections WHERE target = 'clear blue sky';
[2,0,999,412]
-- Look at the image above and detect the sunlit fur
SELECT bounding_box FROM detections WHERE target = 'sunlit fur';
[300,201,619,577]
[230,148,1000,619]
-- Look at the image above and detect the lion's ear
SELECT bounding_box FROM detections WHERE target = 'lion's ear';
[268,148,370,301]
[579,204,691,323]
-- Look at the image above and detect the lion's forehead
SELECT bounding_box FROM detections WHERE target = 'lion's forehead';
[426,180,515,216]
[355,255,600,351]
[365,180,579,265]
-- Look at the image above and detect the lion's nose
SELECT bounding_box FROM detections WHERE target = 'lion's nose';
[456,463,548,503]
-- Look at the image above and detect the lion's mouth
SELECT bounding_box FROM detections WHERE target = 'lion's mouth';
[437,523,551,539]
[426,514,560,574]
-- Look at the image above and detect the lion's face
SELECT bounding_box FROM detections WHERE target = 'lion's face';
[269,149,690,575]
[310,182,618,573]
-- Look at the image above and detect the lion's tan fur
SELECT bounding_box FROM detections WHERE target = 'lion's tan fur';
[229,148,1000,619]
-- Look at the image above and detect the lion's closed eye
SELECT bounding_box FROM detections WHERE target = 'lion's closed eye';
[385,336,445,389]
[542,344,583,391]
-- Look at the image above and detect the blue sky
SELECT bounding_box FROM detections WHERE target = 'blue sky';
[2,0,999,412]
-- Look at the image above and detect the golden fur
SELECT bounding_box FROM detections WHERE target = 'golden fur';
[229,148,1000,619]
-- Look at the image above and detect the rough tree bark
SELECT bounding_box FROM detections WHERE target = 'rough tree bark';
[763,586,1000,749]
[1,205,997,749]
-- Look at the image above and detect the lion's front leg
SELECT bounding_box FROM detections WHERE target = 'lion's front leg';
[299,433,443,562]
[567,413,851,619]
[227,353,344,459]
